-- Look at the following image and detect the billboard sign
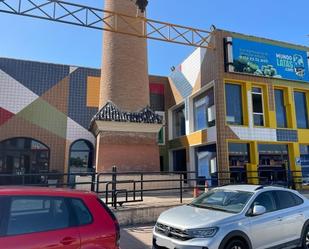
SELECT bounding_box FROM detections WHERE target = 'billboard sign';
[230,37,309,82]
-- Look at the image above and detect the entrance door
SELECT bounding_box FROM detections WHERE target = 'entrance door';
[195,144,217,186]
[68,140,94,187]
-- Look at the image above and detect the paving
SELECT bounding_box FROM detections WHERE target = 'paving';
[120,224,154,249]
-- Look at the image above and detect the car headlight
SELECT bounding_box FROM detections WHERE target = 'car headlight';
[186,227,218,238]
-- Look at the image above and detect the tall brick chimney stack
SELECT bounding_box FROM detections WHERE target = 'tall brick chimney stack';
[100,0,149,111]
[90,0,162,172]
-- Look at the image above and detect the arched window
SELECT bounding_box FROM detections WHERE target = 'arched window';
[0,138,50,175]
[69,140,94,174]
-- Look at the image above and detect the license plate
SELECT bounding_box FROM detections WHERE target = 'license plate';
[155,237,174,249]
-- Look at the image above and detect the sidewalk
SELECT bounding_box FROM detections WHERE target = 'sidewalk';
[120,224,154,249]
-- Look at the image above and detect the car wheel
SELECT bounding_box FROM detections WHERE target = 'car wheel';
[302,225,309,249]
[225,239,246,249]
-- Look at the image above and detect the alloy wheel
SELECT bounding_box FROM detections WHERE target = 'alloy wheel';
[231,247,242,249]
[306,230,309,248]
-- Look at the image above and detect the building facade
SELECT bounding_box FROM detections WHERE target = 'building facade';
[0,58,169,179]
[167,30,309,187]
[1,29,309,187]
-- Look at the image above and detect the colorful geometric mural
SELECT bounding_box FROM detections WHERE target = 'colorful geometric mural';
[0,58,99,172]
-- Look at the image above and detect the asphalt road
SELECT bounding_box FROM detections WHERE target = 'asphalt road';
[120,224,154,249]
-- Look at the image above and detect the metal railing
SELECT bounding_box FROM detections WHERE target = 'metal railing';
[0,167,303,208]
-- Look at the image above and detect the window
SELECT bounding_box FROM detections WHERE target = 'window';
[225,83,243,125]
[300,145,309,186]
[228,143,250,167]
[274,89,288,128]
[0,138,49,184]
[156,112,165,145]
[252,191,277,213]
[71,199,92,225]
[252,87,264,126]
[7,197,71,236]
[274,191,302,209]
[150,83,165,111]
[294,91,309,129]
[172,105,186,137]
[193,88,215,131]
[69,140,94,174]
[191,189,253,213]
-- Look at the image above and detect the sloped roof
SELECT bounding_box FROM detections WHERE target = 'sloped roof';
[90,101,163,126]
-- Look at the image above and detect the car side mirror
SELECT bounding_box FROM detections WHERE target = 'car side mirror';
[252,205,266,216]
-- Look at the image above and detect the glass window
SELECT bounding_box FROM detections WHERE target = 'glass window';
[71,199,92,225]
[173,105,186,137]
[300,145,309,186]
[228,143,250,167]
[156,112,165,145]
[294,91,309,129]
[0,138,50,184]
[193,88,215,131]
[274,191,298,209]
[190,189,253,213]
[274,89,287,128]
[225,83,243,125]
[252,191,277,213]
[252,87,264,126]
[258,144,288,167]
[7,197,70,236]
[69,140,93,174]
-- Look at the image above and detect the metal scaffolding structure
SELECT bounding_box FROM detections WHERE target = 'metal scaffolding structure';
[0,0,215,49]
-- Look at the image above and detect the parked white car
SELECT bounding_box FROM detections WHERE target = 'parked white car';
[153,185,309,249]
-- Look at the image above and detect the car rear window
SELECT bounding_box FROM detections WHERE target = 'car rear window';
[274,191,302,210]
[70,199,93,226]
[6,196,72,236]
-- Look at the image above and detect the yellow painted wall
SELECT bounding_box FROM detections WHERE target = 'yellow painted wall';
[87,76,101,108]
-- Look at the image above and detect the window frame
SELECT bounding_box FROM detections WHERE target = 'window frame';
[274,88,288,128]
[172,104,186,138]
[294,90,309,129]
[251,86,265,127]
[225,82,245,126]
[193,87,215,131]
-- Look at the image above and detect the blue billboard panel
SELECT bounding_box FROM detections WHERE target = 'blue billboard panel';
[232,38,309,82]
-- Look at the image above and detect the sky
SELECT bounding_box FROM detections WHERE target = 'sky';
[0,0,308,76]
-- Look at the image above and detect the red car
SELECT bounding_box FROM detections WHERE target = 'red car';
[0,187,120,249]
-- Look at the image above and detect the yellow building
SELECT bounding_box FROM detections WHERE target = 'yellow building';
[165,29,309,188]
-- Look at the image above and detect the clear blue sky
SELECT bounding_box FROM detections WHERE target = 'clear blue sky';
[0,0,308,76]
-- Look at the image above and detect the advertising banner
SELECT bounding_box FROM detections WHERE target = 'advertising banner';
[231,37,309,82]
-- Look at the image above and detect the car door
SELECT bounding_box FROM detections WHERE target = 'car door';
[0,195,81,249]
[70,197,117,249]
[247,191,285,249]
[273,190,305,244]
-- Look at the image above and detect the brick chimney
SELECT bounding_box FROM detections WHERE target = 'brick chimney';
[91,0,162,172]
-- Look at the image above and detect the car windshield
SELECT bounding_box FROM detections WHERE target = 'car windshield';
[190,189,253,213]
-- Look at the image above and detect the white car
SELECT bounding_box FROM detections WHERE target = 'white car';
[153,185,309,249]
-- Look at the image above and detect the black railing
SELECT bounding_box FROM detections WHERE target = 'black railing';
[0,167,303,208]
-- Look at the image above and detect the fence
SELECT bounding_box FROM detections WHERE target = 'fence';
[0,167,304,208]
